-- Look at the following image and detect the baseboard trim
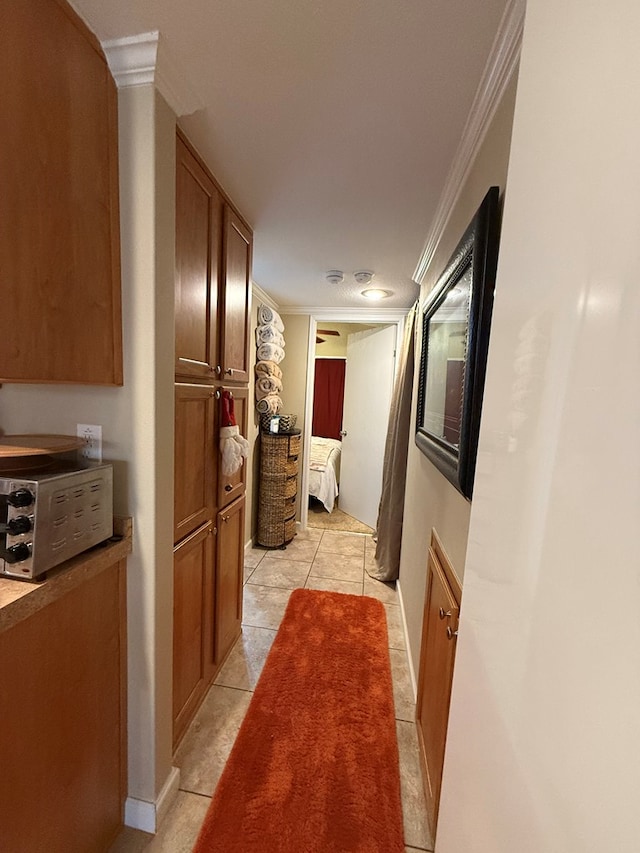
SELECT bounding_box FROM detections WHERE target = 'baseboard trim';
[396,579,418,702]
[124,766,180,833]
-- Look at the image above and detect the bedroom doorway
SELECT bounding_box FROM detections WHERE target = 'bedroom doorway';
[301,312,405,534]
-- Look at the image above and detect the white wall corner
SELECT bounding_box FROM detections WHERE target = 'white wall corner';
[396,579,418,701]
[125,766,180,834]
[412,0,526,283]
[102,31,202,117]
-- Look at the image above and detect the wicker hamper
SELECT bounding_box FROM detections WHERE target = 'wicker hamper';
[257,431,301,547]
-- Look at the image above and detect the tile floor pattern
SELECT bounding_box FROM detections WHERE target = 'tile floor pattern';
[110,529,433,853]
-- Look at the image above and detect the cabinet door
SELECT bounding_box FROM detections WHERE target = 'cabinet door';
[174,383,216,543]
[1,0,122,385]
[217,385,249,508]
[220,208,252,383]
[416,535,461,836]
[175,134,223,380]
[0,559,126,852]
[173,521,215,747]
[216,495,245,665]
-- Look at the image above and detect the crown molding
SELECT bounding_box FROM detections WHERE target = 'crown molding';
[252,282,279,311]
[101,31,202,117]
[280,306,408,321]
[412,0,525,284]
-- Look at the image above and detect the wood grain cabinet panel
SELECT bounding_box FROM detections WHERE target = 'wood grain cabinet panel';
[172,522,215,747]
[174,383,216,543]
[416,530,461,838]
[220,208,252,383]
[216,495,245,666]
[0,0,122,385]
[175,135,222,380]
[0,560,127,852]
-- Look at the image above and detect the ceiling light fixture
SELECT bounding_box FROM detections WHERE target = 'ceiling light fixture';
[361,287,392,300]
[325,270,344,285]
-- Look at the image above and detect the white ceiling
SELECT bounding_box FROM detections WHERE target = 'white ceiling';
[71,0,509,311]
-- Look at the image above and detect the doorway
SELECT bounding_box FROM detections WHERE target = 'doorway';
[300,311,405,535]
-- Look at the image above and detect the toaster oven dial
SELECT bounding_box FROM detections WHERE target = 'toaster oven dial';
[7,488,34,508]
[0,516,33,535]
[2,542,31,564]
[7,515,32,535]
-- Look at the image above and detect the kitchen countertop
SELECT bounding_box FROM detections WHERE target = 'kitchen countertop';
[0,516,132,633]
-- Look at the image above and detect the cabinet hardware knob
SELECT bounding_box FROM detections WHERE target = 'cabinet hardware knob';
[224,368,234,376]
[222,515,229,523]
[446,626,458,640]
[212,527,217,535]
[439,607,452,620]
[225,484,232,492]
[216,365,222,375]
[215,390,221,399]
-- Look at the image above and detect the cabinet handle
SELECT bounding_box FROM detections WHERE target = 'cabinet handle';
[446,626,458,640]
[224,368,234,376]
[216,365,222,375]
[439,607,452,620]
[215,390,221,399]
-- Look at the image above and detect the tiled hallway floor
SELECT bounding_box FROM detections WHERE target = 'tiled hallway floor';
[111,528,433,853]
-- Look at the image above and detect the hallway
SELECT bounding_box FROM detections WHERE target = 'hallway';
[111,528,432,852]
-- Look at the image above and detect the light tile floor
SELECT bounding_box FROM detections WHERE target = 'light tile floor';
[110,528,433,853]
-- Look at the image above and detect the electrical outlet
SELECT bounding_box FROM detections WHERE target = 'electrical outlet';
[77,424,103,462]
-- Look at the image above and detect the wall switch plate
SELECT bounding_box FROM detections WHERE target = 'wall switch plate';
[77,424,103,462]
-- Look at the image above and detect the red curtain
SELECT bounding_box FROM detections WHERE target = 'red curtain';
[312,359,346,440]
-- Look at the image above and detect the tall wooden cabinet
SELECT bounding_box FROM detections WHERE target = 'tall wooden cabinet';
[1,0,122,385]
[173,131,252,747]
[416,530,462,838]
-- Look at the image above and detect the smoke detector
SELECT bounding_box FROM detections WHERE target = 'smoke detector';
[353,270,374,285]
[325,270,344,285]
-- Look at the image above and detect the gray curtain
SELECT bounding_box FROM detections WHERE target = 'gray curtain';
[368,302,418,582]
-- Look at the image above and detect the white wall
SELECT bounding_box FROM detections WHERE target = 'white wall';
[0,85,176,809]
[398,73,518,680]
[437,1,640,850]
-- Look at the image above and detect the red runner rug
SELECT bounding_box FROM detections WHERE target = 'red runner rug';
[192,588,404,852]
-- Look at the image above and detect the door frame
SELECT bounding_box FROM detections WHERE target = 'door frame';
[299,308,407,531]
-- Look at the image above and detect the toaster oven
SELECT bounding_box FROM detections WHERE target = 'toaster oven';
[0,463,113,580]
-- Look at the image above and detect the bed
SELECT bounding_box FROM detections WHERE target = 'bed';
[308,436,342,513]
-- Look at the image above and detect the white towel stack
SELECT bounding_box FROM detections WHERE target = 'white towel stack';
[256,305,285,416]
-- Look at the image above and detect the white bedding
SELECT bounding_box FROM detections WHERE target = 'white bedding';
[308,436,342,513]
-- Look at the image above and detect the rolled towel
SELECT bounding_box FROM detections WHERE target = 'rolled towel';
[258,304,284,333]
[256,376,282,399]
[256,394,282,415]
[256,324,285,348]
[255,360,283,380]
[257,342,285,364]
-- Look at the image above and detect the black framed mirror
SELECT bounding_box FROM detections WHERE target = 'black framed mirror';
[415,186,500,499]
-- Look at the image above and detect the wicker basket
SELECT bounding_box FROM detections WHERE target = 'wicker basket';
[259,413,297,433]
[257,433,300,547]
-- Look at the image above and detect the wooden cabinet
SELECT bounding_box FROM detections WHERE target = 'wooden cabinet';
[216,496,245,665]
[173,130,252,746]
[416,530,461,838]
[174,383,216,542]
[172,521,215,747]
[257,432,301,547]
[220,209,252,383]
[175,131,252,384]
[0,0,122,385]
[0,558,127,852]
[175,136,222,380]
